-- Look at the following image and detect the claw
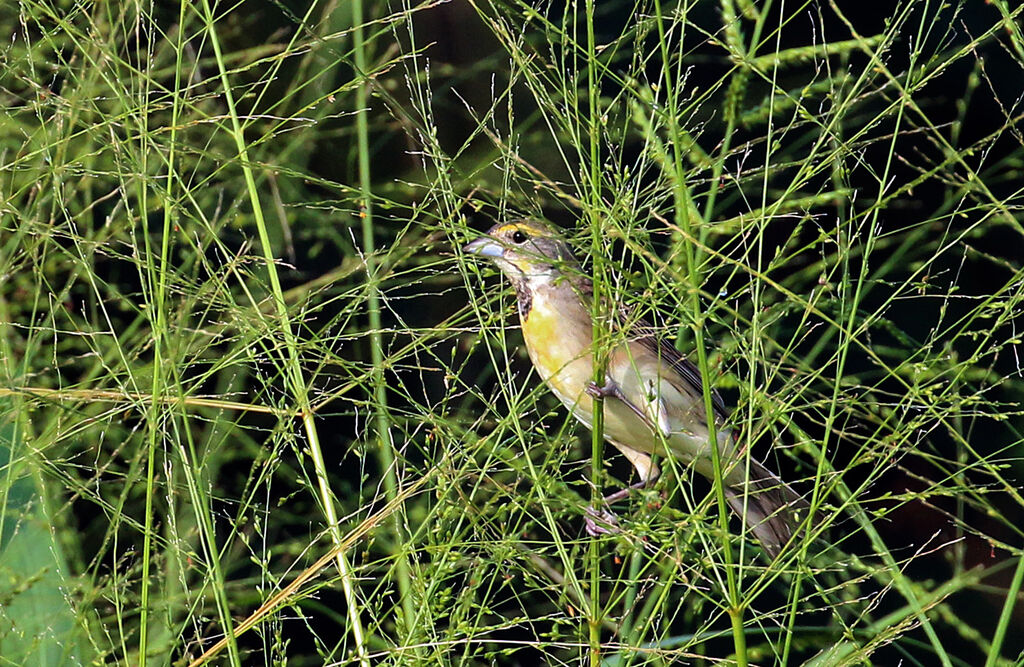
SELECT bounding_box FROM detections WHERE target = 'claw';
[583,477,658,536]
[585,381,616,400]
[585,506,621,536]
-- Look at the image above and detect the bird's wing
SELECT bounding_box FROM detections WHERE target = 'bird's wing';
[615,306,729,422]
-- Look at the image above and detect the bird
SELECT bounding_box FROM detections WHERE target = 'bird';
[463,219,811,558]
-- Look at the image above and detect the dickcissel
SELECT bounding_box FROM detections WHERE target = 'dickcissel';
[464,220,810,558]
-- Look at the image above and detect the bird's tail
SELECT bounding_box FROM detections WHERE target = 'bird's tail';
[724,459,812,559]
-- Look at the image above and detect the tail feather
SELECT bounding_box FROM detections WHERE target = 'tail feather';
[724,460,812,558]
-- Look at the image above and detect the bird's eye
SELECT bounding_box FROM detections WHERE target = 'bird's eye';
[511,230,528,244]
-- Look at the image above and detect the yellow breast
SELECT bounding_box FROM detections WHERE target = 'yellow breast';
[519,284,676,458]
[520,284,595,412]
[516,282,731,477]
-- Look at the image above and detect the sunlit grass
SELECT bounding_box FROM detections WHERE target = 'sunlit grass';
[1,0,1022,665]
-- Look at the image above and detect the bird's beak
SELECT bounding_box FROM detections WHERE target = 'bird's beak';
[463,236,504,259]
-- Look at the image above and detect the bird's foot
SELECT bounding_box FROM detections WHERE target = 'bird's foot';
[584,506,621,536]
[584,476,660,536]
[585,380,620,400]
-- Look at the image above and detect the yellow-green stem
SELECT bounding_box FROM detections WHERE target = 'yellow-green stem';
[198,1,368,663]
[584,0,605,662]
[352,0,419,648]
[654,0,746,663]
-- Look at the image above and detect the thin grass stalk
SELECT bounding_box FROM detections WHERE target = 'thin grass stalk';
[811,7,953,662]
[161,3,240,664]
[984,551,1024,667]
[583,0,607,663]
[617,548,643,655]
[352,0,419,655]
[757,5,816,664]
[186,474,431,667]
[196,1,368,662]
[137,5,162,659]
[701,0,746,223]
[651,0,746,663]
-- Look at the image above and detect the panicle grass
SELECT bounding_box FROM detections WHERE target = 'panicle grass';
[1,0,1022,665]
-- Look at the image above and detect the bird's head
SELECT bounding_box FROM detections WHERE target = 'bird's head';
[463,220,580,283]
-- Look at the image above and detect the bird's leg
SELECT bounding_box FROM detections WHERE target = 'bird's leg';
[602,477,652,505]
[584,380,664,535]
[584,507,620,536]
[586,379,630,408]
[585,379,620,400]
[584,472,661,537]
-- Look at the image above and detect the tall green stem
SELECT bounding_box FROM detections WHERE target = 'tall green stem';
[584,0,605,663]
[654,0,747,663]
[198,1,368,663]
[353,0,418,650]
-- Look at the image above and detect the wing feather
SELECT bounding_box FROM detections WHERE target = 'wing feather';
[616,305,729,421]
